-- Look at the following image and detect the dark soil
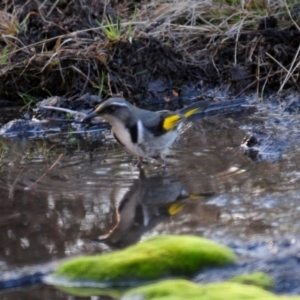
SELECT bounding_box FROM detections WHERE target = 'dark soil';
[1,1,300,106]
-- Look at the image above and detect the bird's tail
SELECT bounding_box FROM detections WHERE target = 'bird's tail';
[162,102,209,131]
[162,98,247,131]
[183,106,205,118]
[179,101,211,117]
[180,98,247,119]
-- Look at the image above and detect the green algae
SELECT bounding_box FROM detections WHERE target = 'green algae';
[228,272,275,290]
[122,280,300,300]
[52,235,237,285]
[49,280,300,299]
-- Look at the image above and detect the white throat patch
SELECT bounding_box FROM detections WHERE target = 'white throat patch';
[137,120,144,144]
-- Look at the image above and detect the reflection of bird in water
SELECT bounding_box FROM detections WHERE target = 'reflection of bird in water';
[94,169,213,248]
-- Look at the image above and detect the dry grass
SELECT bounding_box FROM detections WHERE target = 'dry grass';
[0,0,300,103]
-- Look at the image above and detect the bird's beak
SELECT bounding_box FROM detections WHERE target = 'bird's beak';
[81,111,98,123]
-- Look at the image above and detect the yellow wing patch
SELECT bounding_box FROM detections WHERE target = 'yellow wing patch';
[168,202,185,215]
[163,107,202,131]
[163,114,181,131]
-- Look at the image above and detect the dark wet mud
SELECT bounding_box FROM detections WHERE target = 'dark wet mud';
[1,96,300,299]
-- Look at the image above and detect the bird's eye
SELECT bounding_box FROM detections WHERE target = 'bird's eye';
[107,105,117,113]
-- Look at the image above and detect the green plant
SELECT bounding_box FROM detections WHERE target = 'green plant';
[98,16,122,41]
[19,92,37,110]
[0,46,9,64]
[97,10,136,43]
[98,70,106,96]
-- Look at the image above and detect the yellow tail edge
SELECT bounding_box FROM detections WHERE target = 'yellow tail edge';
[163,106,204,131]
[183,107,201,118]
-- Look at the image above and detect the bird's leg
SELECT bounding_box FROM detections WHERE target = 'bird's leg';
[136,156,143,168]
[138,168,146,179]
[160,154,167,170]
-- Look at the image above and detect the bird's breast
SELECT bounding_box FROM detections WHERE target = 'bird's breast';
[112,121,142,156]
[111,119,181,158]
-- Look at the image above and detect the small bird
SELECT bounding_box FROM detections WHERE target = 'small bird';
[82,96,208,167]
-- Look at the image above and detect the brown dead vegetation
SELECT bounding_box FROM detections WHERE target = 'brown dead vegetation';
[1,0,300,105]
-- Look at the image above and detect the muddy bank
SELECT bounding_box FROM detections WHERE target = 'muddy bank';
[1,0,300,105]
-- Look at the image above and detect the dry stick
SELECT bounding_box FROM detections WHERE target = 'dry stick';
[285,0,300,32]
[278,44,300,93]
[234,16,247,65]
[46,0,60,18]
[9,167,23,200]
[107,73,112,95]
[235,69,286,97]
[2,34,31,53]
[28,154,63,189]
[19,54,38,77]
[248,35,261,62]
[256,54,260,97]
[80,63,91,97]
[285,58,300,91]
[41,38,73,72]
[261,68,271,100]
[40,105,87,117]
[71,65,95,89]
[266,52,300,91]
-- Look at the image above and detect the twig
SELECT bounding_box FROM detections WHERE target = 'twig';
[284,0,300,32]
[234,16,247,65]
[266,52,300,91]
[235,69,285,97]
[28,154,63,189]
[9,167,23,200]
[278,44,300,93]
[45,118,83,123]
[80,63,91,96]
[40,105,87,117]
[261,67,271,101]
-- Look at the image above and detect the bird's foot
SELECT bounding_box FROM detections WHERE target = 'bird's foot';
[135,157,144,169]
[161,156,167,171]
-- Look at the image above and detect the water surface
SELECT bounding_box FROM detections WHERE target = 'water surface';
[1,102,300,299]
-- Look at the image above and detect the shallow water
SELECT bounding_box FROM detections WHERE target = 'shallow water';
[1,101,300,299]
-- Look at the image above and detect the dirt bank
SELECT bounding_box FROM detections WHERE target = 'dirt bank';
[1,0,300,106]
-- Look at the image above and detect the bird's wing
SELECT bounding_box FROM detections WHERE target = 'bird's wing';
[140,109,184,136]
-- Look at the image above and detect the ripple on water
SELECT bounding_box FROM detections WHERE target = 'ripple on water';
[2,98,300,296]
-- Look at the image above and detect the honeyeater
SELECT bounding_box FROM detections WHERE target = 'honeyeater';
[82,96,208,167]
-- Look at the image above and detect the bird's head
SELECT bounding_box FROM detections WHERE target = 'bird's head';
[82,96,135,125]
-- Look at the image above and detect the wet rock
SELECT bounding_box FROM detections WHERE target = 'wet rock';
[0,95,106,139]
[0,119,61,138]
[240,130,286,162]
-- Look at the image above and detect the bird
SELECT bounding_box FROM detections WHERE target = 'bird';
[82,96,208,168]
[93,168,191,247]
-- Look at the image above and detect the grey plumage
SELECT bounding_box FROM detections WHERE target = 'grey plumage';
[82,96,205,167]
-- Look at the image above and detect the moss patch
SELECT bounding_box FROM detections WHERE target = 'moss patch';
[122,280,300,300]
[228,272,275,290]
[51,235,237,285]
